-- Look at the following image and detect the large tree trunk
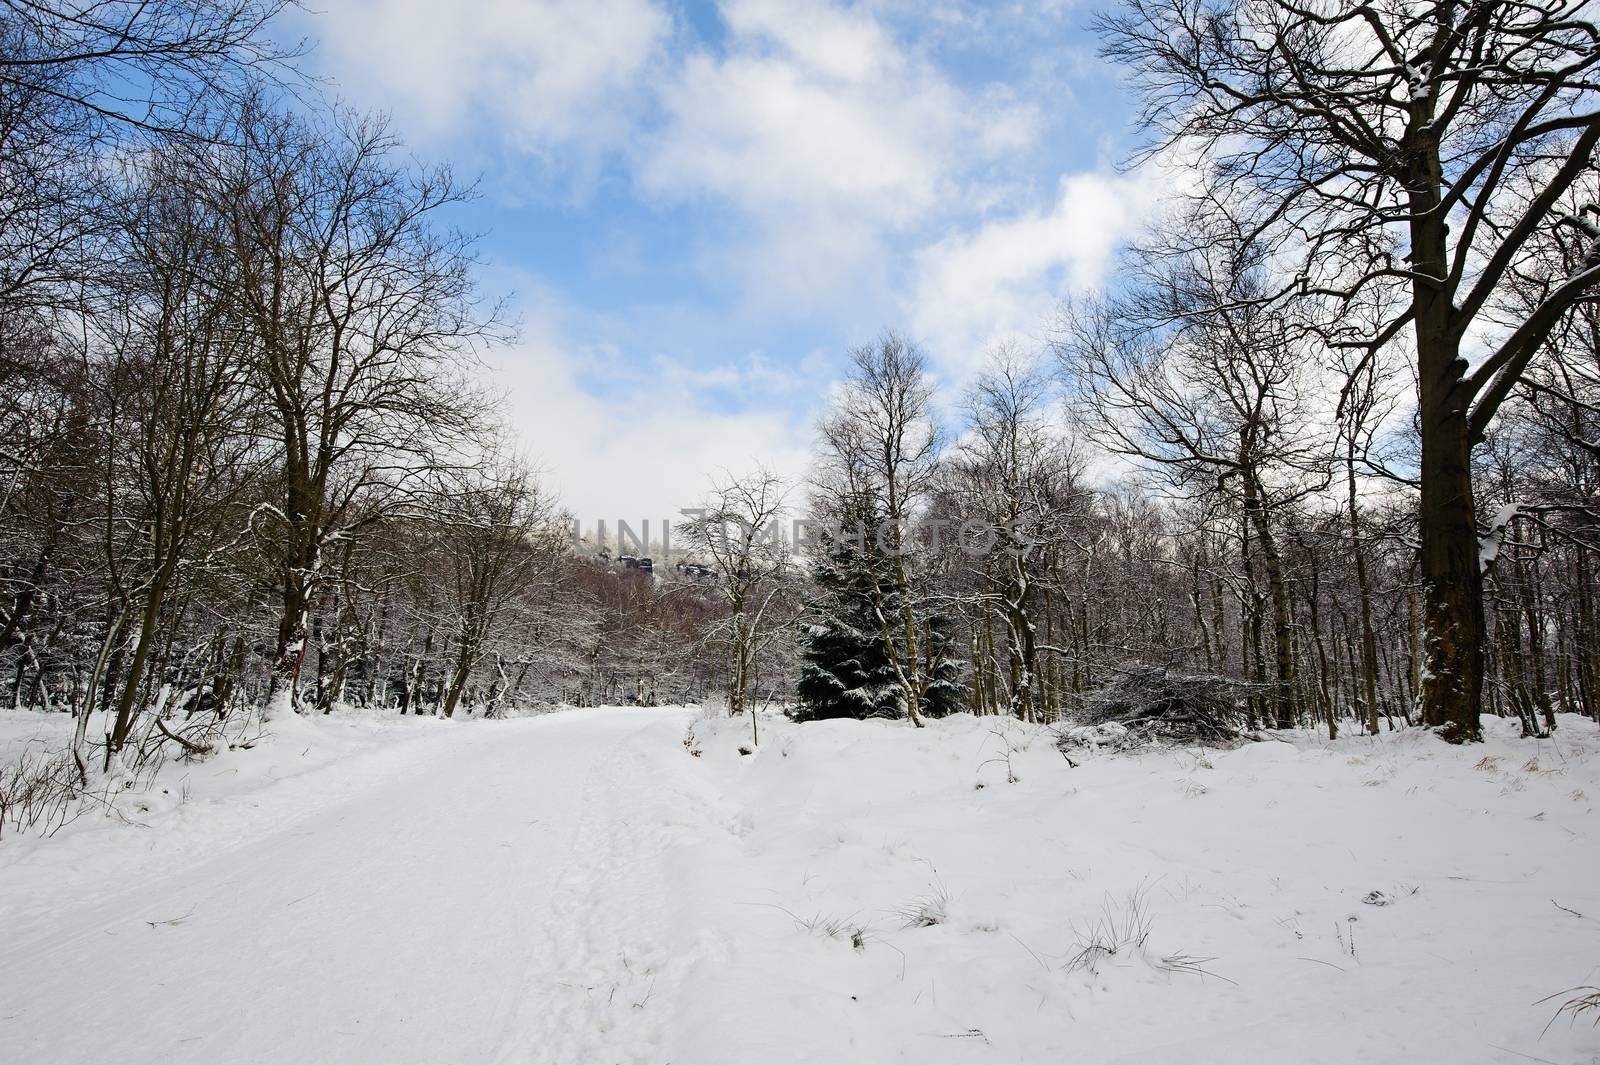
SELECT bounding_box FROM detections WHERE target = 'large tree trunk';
[441,655,472,718]
[1416,357,1485,741]
[1404,96,1481,738]
[269,564,311,712]
[442,604,481,719]
[1412,179,1484,742]
[267,499,321,715]
[1003,552,1037,722]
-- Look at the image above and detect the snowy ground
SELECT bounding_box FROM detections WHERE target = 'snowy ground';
[1,706,1597,1064]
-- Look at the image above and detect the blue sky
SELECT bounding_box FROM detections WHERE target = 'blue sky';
[294,0,1154,522]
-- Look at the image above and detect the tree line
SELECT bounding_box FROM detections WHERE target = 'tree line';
[2,0,1598,774]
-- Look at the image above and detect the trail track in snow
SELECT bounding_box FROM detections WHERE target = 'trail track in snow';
[0,708,701,1065]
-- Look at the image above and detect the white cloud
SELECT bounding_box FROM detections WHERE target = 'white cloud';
[485,293,815,529]
[634,0,1038,310]
[642,0,1032,220]
[309,0,669,157]
[906,170,1159,371]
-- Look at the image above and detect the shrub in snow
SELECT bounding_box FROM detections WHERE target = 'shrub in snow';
[896,892,948,928]
[783,909,873,952]
[1066,886,1233,984]
[0,749,79,838]
[895,865,953,928]
[1061,664,1248,747]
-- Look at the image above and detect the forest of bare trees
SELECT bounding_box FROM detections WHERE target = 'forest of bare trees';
[789,0,1600,746]
[2,0,1598,777]
[0,1,737,776]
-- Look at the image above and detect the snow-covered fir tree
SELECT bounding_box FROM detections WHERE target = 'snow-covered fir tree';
[920,613,967,719]
[794,495,901,721]
[795,493,967,721]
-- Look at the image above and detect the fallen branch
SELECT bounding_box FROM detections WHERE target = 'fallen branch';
[155,717,212,756]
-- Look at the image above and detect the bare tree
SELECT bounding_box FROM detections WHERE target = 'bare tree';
[0,1,298,132]
[99,140,258,755]
[680,467,798,724]
[205,102,499,715]
[1058,204,1330,729]
[0,1,299,317]
[944,346,1080,722]
[1097,0,1600,739]
[818,333,944,726]
[1336,345,1405,736]
[436,453,563,719]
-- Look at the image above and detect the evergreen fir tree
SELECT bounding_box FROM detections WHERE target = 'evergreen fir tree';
[919,612,968,719]
[796,493,970,722]
[794,496,902,721]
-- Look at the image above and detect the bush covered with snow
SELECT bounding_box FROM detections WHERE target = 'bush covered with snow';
[1062,664,1249,747]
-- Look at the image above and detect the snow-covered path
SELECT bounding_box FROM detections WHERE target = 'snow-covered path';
[3,707,1599,1065]
[0,708,698,1065]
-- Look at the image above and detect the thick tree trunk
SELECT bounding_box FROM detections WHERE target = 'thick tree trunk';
[441,655,472,718]
[268,526,320,715]
[1409,123,1484,742]
[270,593,307,709]
[442,606,481,719]
[1004,553,1037,722]
[1416,377,1485,740]
[1413,256,1484,739]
